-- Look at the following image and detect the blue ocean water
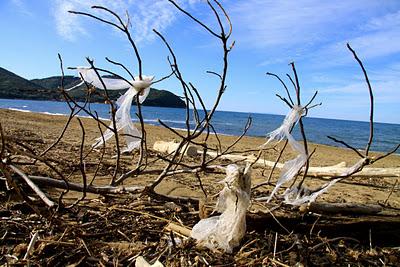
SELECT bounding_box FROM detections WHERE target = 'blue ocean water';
[1,98,399,153]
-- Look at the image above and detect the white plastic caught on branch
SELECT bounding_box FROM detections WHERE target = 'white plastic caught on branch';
[283,158,367,205]
[191,164,251,253]
[261,105,305,148]
[261,105,307,203]
[67,67,153,152]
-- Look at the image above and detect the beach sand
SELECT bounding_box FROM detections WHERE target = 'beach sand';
[1,108,399,206]
[2,108,400,265]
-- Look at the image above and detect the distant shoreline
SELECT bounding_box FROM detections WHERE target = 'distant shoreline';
[1,107,399,157]
[1,97,399,154]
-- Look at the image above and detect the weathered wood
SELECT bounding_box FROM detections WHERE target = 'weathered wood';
[153,141,198,157]
[305,202,382,215]
[164,222,191,237]
[10,165,56,208]
[16,175,144,195]
[205,152,400,178]
[247,210,400,246]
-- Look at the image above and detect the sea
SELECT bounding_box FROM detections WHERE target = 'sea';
[0,98,399,154]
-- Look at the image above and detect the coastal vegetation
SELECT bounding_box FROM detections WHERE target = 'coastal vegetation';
[0,67,186,108]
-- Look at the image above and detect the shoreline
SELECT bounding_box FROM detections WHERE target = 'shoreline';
[1,108,399,168]
[1,107,400,208]
[1,107,399,157]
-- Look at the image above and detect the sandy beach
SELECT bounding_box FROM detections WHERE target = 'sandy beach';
[1,108,399,205]
[2,108,400,265]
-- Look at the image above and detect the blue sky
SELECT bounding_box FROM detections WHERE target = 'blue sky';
[1,0,399,124]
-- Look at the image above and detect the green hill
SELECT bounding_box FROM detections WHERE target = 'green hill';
[0,67,61,100]
[0,67,185,108]
[31,75,81,90]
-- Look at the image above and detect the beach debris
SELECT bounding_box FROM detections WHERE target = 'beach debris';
[9,165,56,208]
[283,158,367,205]
[135,256,164,267]
[191,164,251,253]
[23,231,39,260]
[153,140,198,157]
[164,222,191,238]
[68,67,154,152]
[261,105,307,203]
[302,202,382,215]
[206,151,400,178]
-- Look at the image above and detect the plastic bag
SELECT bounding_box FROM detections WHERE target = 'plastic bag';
[67,67,153,152]
[261,105,305,148]
[191,164,251,253]
[283,158,367,205]
[262,105,307,203]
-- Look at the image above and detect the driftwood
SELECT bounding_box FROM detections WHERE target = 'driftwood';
[7,175,144,195]
[9,165,56,208]
[164,222,191,237]
[248,210,400,247]
[205,152,400,178]
[304,202,382,215]
[153,141,198,157]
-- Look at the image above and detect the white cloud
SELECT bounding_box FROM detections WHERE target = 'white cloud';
[53,0,202,43]
[229,0,382,48]
[317,68,400,107]
[53,1,89,41]
[308,28,400,68]
[227,0,400,67]
[11,0,33,16]
[364,10,400,31]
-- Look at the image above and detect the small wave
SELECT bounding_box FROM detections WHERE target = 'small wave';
[156,119,188,124]
[143,119,160,123]
[77,114,110,121]
[165,126,234,137]
[41,111,68,116]
[8,108,31,113]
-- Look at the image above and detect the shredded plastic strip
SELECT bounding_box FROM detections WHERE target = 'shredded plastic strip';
[261,105,307,203]
[67,67,153,152]
[283,158,367,205]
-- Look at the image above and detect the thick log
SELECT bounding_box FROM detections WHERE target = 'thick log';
[247,210,400,247]
[305,202,382,215]
[153,141,198,157]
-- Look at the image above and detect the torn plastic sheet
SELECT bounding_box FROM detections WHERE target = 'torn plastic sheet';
[261,105,305,148]
[262,105,307,203]
[283,158,367,205]
[67,67,153,152]
[191,164,251,253]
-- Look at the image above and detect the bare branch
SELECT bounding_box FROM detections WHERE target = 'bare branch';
[267,72,294,105]
[167,0,220,38]
[9,165,56,208]
[347,43,374,156]
[105,57,135,81]
[327,135,365,159]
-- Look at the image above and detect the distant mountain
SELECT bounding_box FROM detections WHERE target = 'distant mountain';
[31,75,81,90]
[0,67,61,100]
[0,67,186,108]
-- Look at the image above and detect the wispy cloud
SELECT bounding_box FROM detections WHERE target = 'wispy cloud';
[52,0,202,43]
[308,28,400,68]
[11,0,33,16]
[316,64,400,113]
[227,0,400,66]
[53,0,90,41]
